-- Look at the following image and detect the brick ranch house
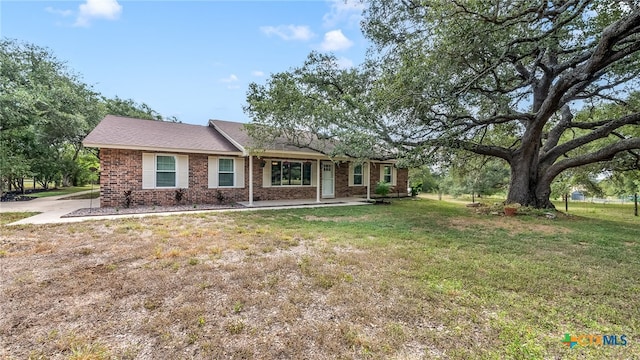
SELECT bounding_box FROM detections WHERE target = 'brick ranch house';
[82,115,409,207]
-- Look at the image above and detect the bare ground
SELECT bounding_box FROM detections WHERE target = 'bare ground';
[0,213,451,359]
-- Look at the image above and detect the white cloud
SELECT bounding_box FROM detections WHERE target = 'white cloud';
[252,71,265,77]
[323,0,365,28]
[45,7,73,17]
[220,74,239,83]
[320,30,354,52]
[260,25,315,41]
[227,85,241,90]
[335,57,354,69]
[75,0,122,27]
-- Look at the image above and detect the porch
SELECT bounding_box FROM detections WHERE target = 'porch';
[238,196,371,208]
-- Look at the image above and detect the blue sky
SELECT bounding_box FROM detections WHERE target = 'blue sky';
[1,0,368,124]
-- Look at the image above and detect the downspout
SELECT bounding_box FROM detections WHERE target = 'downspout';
[316,159,321,203]
[248,155,254,206]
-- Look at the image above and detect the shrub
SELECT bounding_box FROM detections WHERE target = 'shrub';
[175,188,185,204]
[375,181,391,197]
[123,190,133,208]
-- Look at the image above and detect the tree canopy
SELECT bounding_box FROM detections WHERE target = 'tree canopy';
[245,0,640,208]
[1,39,168,193]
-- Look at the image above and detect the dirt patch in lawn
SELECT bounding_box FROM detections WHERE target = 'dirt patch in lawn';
[304,214,375,222]
[446,216,573,236]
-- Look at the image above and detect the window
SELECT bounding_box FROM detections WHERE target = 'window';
[383,165,393,184]
[208,157,244,188]
[143,153,188,189]
[156,155,176,187]
[218,158,234,187]
[270,160,312,186]
[353,164,363,186]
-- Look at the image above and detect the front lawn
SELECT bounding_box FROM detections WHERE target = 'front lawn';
[0,198,637,359]
[0,212,40,226]
[25,185,96,198]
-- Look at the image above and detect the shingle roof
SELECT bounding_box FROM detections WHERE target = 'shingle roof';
[83,115,241,154]
[210,119,333,155]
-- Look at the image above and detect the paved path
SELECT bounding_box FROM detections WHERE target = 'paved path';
[0,191,100,225]
[1,192,370,226]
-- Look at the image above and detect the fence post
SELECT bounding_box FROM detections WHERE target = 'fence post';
[565,193,568,212]
[635,193,638,217]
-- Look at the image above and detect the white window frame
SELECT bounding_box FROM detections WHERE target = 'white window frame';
[349,162,368,187]
[353,164,364,186]
[155,155,177,188]
[380,164,397,186]
[269,160,313,187]
[208,156,245,189]
[218,158,235,187]
[142,153,189,189]
[262,159,317,188]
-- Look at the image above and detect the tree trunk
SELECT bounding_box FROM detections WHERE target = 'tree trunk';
[506,159,556,209]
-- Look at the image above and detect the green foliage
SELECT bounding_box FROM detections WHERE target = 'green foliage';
[374,181,391,197]
[102,96,179,122]
[408,166,440,193]
[435,156,510,199]
[245,1,640,208]
[1,39,101,191]
[1,39,169,194]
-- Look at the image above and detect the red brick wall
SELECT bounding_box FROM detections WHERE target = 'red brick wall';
[99,150,408,207]
[99,149,249,207]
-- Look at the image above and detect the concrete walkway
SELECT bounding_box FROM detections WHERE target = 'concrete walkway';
[1,193,371,226]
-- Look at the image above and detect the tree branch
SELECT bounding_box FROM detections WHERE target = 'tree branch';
[544,137,640,182]
[541,112,640,163]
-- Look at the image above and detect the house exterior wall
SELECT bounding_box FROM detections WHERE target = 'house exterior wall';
[250,157,318,201]
[99,149,408,207]
[367,162,409,198]
[99,149,249,207]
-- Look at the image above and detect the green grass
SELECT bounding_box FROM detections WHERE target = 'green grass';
[231,199,639,358]
[27,185,95,198]
[0,212,40,225]
[556,200,639,223]
[60,191,100,200]
[1,198,638,358]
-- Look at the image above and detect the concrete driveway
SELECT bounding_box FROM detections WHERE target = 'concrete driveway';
[0,191,100,225]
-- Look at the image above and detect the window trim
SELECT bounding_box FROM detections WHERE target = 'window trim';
[380,164,396,186]
[207,156,244,189]
[269,159,314,187]
[218,157,235,187]
[143,153,188,189]
[352,163,364,186]
[155,154,177,188]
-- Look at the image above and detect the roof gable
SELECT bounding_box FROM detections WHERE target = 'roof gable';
[210,119,333,156]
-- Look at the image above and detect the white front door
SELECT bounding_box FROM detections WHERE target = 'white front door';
[321,161,334,198]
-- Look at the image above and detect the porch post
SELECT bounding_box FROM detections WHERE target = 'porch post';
[366,160,371,201]
[248,155,254,206]
[316,159,321,203]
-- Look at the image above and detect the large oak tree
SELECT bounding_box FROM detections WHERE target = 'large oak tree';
[245,0,640,208]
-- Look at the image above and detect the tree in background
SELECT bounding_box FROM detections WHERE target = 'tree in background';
[246,1,640,209]
[431,155,510,201]
[102,96,179,122]
[1,39,169,194]
[1,39,102,192]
